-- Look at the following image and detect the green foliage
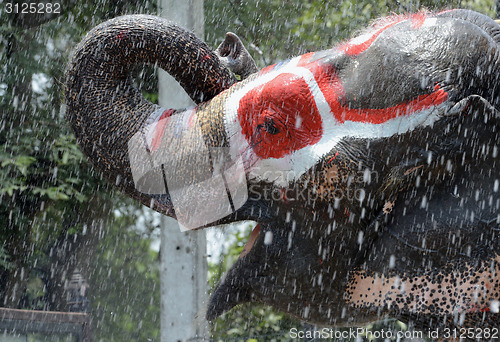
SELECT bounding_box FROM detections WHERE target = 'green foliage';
[0,0,161,339]
[0,245,14,271]
[0,4,97,257]
[91,210,161,341]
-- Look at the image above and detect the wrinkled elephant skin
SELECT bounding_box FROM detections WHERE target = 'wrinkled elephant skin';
[66,10,500,330]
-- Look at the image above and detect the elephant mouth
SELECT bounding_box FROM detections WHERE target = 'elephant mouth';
[206,222,262,321]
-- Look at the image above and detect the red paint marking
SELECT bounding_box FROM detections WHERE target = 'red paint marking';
[340,21,400,56]
[467,304,491,313]
[150,109,176,152]
[257,53,314,76]
[327,151,339,164]
[201,53,210,61]
[238,12,450,161]
[239,57,447,160]
[333,86,448,124]
[308,60,448,124]
[116,29,127,41]
[296,52,314,67]
[259,64,277,75]
[339,12,430,56]
[280,188,288,203]
[411,12,426,29]
[238,73,322,159]
[344,207,349,217]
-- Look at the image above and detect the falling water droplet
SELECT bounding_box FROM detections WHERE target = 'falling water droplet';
[491,300,500,313]
[264,231,273,245]
[389,255,396,269]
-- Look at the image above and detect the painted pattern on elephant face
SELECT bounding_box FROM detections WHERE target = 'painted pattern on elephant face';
[224,13,452,187]
[237,71,323,160]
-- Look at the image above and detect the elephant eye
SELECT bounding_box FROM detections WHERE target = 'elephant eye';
[263,118,279,135]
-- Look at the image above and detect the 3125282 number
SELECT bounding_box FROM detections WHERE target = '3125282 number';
[5,3,61,14]
[442,327,499,340]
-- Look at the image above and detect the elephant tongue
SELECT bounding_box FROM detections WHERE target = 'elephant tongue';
[239,223,261,258]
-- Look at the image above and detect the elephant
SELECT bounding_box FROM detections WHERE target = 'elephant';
[65,9,500,333]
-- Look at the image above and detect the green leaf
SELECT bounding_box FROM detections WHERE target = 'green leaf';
[13,155,36,175]
[46,187,69,200]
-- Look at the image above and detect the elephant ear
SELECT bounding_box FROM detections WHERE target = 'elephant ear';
[366,95,499,273]
[349,96,500,319]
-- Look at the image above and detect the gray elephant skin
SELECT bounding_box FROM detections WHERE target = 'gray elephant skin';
[65,9,500,331]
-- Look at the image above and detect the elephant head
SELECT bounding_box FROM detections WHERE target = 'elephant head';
[66,10,500,330]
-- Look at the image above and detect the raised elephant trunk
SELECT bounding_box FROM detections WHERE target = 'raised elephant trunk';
[67,10,500,330]
[65,15,236,214]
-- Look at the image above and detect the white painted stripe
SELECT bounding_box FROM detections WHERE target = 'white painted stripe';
[142,106,195,150]
[421,17,438,28]
[223,58,451,187]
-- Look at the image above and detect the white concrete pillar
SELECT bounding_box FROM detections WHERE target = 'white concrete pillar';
[158,1,208,341]
[158,0,204,109]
